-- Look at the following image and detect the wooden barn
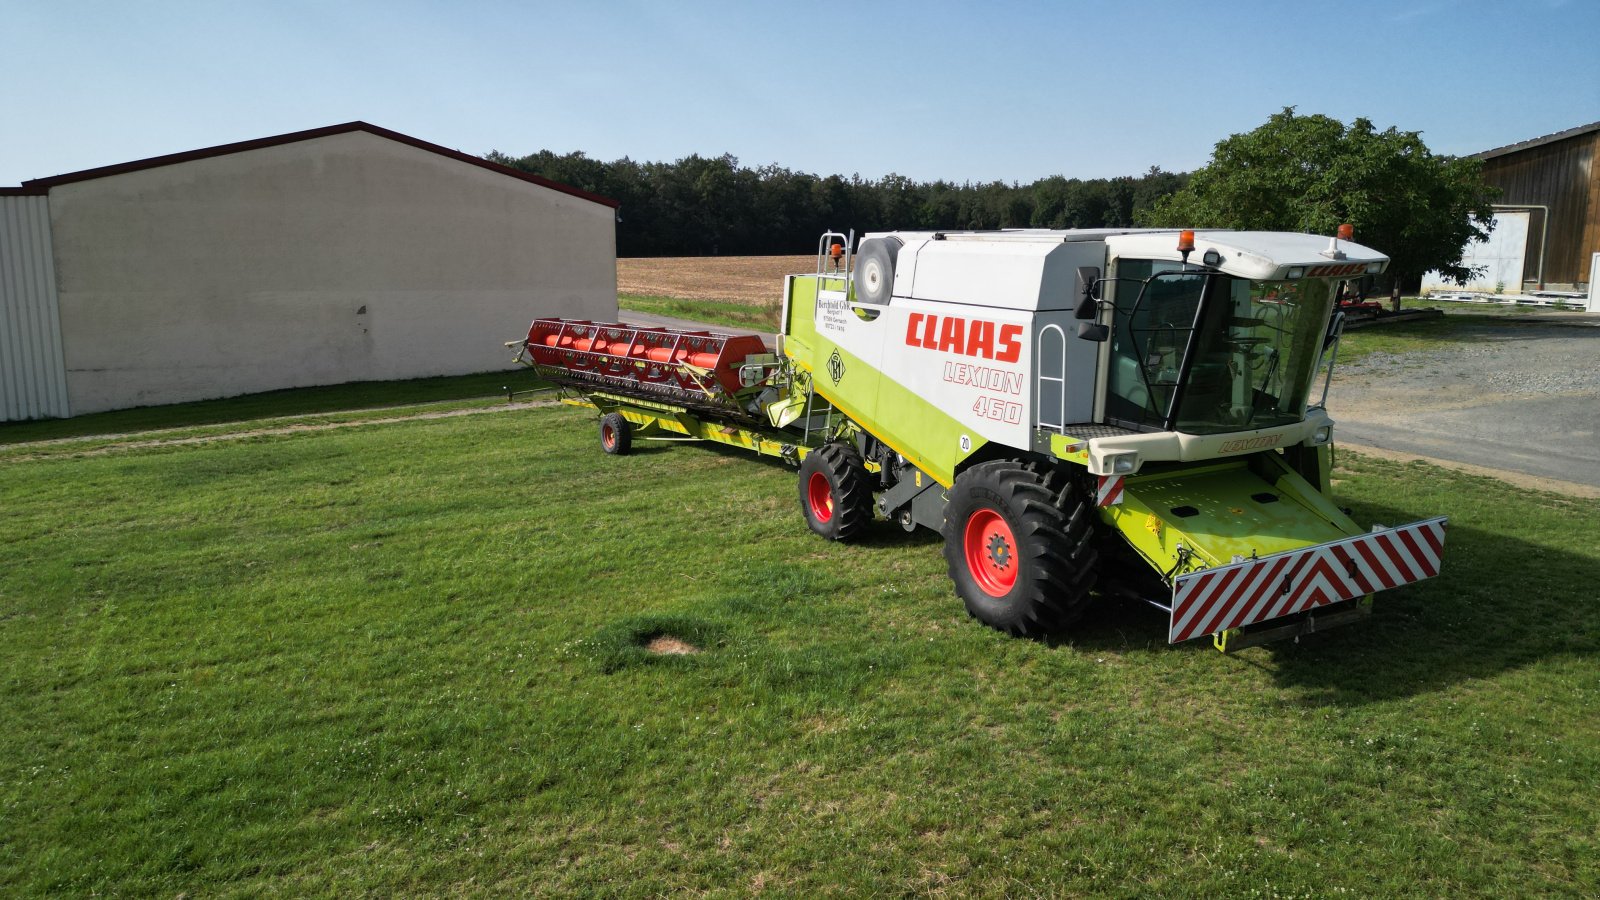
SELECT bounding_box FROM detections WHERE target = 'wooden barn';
[1473,121,1600,294]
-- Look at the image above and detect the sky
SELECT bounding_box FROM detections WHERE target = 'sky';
[3,0,1598,187]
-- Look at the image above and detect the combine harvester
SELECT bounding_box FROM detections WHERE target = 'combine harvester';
[511,228,1447,651]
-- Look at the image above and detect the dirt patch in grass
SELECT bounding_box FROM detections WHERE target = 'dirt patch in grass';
[644,636,701,655]
[618,256,814,305]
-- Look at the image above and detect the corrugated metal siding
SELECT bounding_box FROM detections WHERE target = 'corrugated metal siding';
[1480,131,1598,287]
[1,195,70,420]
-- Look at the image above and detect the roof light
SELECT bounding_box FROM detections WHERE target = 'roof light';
[1337,224,1354,241]
[1202,249,1222,267]
[1287,266,1306,280]
[1365,262,1383,274]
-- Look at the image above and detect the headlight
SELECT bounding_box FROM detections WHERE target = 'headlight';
[1111,453,1138,474]
[1311,425,1332,444]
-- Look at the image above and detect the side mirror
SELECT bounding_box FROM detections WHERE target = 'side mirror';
[1077,322,1109,342]
[1075,266,1101,319]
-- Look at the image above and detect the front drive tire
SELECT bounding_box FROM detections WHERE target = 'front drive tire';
[797,443,873,541]
[942,461,1098,637]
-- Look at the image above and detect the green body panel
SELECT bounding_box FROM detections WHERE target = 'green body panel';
[781,275,984,487]
[1101,450,1362,576]
[568,393,822,463]
[1048,432,1092,466]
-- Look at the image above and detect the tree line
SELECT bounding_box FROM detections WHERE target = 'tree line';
[489,109,1496,286]
[485,149,1188,257]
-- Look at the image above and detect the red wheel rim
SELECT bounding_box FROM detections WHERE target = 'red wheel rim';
[964,509,1016,597]
[601,423,616,449]
[807,471,834,523]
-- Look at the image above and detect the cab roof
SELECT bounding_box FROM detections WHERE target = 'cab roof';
[865,228,1389,280]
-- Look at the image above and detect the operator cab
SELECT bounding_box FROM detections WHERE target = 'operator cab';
[1098,230,1387,437]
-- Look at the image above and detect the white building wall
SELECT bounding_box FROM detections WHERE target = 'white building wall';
[1422,211,1529,293]
[46,131,616,415]
[0,195,70,420]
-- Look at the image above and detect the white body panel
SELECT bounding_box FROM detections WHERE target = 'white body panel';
[817,294,1038,449]
[843,229,1389,462]
[874,228,1388,310]
[896,238,1111,311]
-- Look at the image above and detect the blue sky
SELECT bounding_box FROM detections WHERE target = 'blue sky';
[4,0,1597,186]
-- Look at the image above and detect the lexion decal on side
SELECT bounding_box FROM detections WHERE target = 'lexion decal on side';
[943,362,1024,394]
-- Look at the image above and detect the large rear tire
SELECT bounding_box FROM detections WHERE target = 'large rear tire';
[599,412,633,456]
[942,461,1098,637]
[797,442,873,541]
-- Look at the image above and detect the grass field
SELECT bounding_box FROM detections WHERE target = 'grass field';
[3,396,1598,895]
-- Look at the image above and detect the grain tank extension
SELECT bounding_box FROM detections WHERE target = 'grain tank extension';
[512,229,1447,651]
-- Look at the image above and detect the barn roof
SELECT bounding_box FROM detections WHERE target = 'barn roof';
[0,121,619,208]
[1474,121,1600,160]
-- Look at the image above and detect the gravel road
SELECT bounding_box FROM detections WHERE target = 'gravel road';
[1329,316,1600,490]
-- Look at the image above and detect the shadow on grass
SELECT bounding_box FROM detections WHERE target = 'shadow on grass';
[1039,499,1600,703]
[855,527,943,550]
[1263,503,1599,705]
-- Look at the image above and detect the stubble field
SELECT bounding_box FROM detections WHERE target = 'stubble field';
[618,255,811,305]
[618,256,812,331]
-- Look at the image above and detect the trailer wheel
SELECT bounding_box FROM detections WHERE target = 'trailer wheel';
[599,412,633,456]
[797,443,872,541]
[943,461,1098,637]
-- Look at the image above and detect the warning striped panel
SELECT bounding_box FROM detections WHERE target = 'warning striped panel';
[1168,517,1448,643]
[1097,475,1124,507]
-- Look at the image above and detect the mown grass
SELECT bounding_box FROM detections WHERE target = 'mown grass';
[2,405,1597,895]
[0,370,542,446]
[619,293,780,332]
[1336,312,1552,365]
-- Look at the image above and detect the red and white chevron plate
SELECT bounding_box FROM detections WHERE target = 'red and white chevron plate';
[1168,516,1448,643]
[1096,475,1124,507]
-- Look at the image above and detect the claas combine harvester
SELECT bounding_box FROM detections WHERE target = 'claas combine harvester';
[511,228,1447,651]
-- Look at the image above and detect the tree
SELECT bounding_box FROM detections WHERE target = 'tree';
[1140,108,1499,288]
[488,146,1192,256]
